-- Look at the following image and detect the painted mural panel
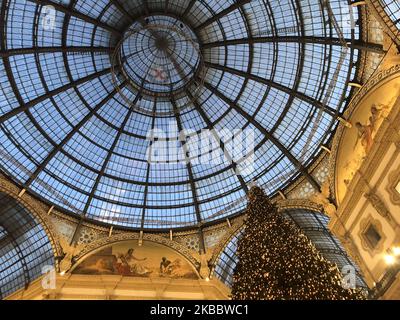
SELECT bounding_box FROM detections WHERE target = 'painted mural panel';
[73,241,199,279]
[335,74,400,203]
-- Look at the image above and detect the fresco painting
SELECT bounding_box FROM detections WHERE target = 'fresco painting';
[73,241,199,279]
[335,78,400,203]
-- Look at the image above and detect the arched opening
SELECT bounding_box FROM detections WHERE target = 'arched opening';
[0,192,54,299]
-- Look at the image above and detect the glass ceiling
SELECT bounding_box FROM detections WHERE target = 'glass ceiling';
[0,192,54,299]
[214,209,366,289]
[0,0,361,229]
[381,0,400,30]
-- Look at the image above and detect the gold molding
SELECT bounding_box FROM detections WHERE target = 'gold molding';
[364,190,397,229]
[387,166,400,206]
[277,198,323,213]
[330,64,400,203]
[0,176,63,260]
[334,103,400,227]
[359,216,386,257]
[70,232,201,274]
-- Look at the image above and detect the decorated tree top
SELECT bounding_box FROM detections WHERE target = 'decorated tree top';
[231,186,366,300]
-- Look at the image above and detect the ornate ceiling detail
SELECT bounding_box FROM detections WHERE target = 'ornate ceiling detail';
[0,0,370,231]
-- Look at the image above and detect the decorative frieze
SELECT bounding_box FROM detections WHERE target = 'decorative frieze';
[364,191,396,228]
[387,167,400,206]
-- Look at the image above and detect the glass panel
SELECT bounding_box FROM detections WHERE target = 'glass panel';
[381,0,400,30]
[0,192,54,299]
[0,0,361,229]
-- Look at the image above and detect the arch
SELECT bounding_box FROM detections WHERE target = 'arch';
[277,198,323,213]
[0,191,55,299]
[0,180,63,258]
[71,232,200,277]
[211,198,323,268]
[283,207,367,288]
[330,64,400,204]
[213,228,243,288]
[0,0,368,231]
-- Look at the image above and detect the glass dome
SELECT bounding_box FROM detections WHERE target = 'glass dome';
[0,0,361,229]
[381,0,400,30]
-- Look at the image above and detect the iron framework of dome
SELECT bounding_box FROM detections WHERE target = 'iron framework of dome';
[0,192,54,299]
[0,0,381,230]
[381,0,400,30]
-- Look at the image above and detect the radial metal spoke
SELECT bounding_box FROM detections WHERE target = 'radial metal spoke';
[0,67,116,123]
[0,46,114,57]
[272,0,306,135]
[70,91,141,244]
[194,0,251,31]
[172,99,206,253]
[24,82,127,188]
[140,99,157,230]
[109,0,135,22]
[186,90,249,195]
[0,0,368,233]
[203,36,384,53]
[27,0,122,36]
[81,93,141,217]
[203,81,321,192]
[183,0,197,17]
[204,61,338,116]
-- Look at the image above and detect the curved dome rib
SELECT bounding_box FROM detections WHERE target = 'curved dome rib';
[187,90,249,194]
[0,192,54,299]
[0,68,114,123]
[0,0,372,229]
[202,81,321,191]
[28,0,122,35]
[24,84,127,188]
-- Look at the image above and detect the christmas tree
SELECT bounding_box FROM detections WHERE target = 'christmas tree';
[231,186,365,300]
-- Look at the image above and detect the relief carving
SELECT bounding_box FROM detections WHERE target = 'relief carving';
[359,216,386,257]
[309,181,337,218]
[58,236,86,273]
[387,167,400,206]
[364,191,396,228]
[330,64,400,202]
